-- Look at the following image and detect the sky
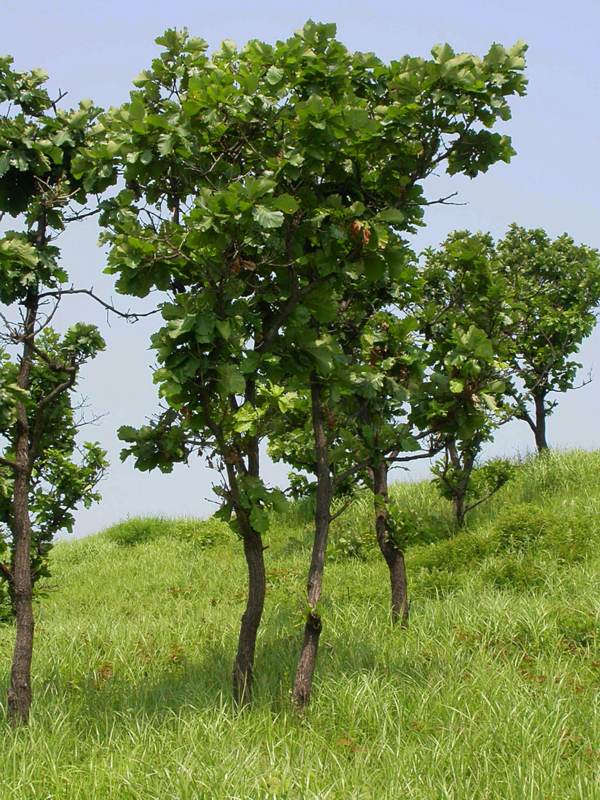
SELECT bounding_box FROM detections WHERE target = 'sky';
[2,0,599,536]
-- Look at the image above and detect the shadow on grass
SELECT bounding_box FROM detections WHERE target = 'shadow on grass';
[7,605,439,738]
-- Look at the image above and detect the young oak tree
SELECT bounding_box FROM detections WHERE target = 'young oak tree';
[416,232,516,528]
[0,58,114,724]
[496,225,600,452]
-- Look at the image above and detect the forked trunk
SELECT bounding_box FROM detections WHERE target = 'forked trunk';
[232,528,266,707]
[373,461,409,626]
[292,377,332,710]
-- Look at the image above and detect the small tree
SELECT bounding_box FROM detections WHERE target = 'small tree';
[417,233,515,527]
[95,23,527,709]
[269,305,438,627]
[496,225,600,451]
[0,57,114,724]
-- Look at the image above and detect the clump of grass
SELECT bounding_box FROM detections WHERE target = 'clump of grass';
[102,515,231,549]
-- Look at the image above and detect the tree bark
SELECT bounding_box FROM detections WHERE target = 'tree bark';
[452,492,467,528]
[373,461,409,626]
[222,452,266,708]
[7,293,38,726]
[8,466,35,726]
[292,376,332,710]
[447,439,470,529]
[232,527,266,707]
[533,390,548,452]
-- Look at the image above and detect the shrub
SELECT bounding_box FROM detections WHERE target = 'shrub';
[553,607,598,650]
[492,504,550,553]
[103,516,230,549]
[411,529,496,574]
[412,567,464,597]
[327,495,372,561]
[483,553,547,591]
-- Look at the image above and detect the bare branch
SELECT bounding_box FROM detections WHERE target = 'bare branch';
[62,207,101,223]
[328,498,353,524]
[36,287,159,322]
[410,191,466,208]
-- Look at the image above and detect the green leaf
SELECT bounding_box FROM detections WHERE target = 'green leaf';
[377,208,405,224]
[215,319,231,340]
[249,505,270,534]
[253,205,284,229]
[271,194,299,214]
[217,364,245,395]
[265,66,284,85]
[364,253,386,282]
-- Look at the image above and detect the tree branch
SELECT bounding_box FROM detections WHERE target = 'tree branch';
[36,288,159,322]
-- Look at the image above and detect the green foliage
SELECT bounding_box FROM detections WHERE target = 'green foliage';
[483,553,547,591]
[93,22,526,540]
[496,224,600,433]
[103,516,231,549]
[328,495,375,561]
[417,233,517,523]
[0,59,112,612]
[0,329,108,596]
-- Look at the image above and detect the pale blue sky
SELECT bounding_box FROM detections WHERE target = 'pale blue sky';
[2,1,599,535]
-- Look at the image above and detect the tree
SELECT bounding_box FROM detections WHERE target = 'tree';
[417,233,515,527]
[0,57,114,725]
[269,302,439,628]
[496,225,600,452]
[95,22,527,709]
[277,28,527,708]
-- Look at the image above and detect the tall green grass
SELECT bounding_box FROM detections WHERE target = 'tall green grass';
[0,449,598,798]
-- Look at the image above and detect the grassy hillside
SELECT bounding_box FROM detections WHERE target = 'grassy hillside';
[0,450,599,799]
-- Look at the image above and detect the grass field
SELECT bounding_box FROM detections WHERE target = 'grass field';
[0,450,599,799]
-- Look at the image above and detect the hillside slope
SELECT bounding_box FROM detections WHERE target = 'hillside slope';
[0,450,599,799]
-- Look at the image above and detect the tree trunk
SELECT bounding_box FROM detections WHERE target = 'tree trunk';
[447,439,469,529]
[453,492,467,528]
[533,391,548,452]
[232,527,266,707]
[292,377,332,710]
[7,293,38,726]
[8,466,35,726]
[373,461,409,626]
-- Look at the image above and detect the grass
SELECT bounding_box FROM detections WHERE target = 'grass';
[0,449,599,799]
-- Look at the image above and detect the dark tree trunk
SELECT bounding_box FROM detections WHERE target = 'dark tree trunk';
[224,445,266,708]
[292,377,332,710]
[8,466,35,726]
[452,492,467,528]
[7,294,38,726]
[232,527,266,707]
[373,461,409,626]
[533,391,548,452]
[447,439,470,529]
